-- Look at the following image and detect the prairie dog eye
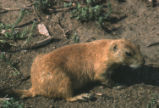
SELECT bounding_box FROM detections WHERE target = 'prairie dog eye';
[110,43,118,52]
[125,51,132,57]
[113,44,118,52]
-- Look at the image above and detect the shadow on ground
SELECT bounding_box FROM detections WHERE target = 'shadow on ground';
[112,65,159,86]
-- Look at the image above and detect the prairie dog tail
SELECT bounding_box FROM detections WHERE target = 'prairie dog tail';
[11,89,33,99]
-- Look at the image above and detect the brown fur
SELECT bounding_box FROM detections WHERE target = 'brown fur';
[13,39,144,101]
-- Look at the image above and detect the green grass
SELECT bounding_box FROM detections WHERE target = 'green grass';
[33,0,55,12]
[72,32,80,43]
[0,9,37,41]
[65,0,112,26]
[1,98,24,108]
[0,10,37,51]
[24,20,37,44]
[0,9,27,40]
[0,52,20,76]
[147,94,159,108]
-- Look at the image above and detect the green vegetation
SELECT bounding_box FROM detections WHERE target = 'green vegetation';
[34,0,55,12]
[0,9,37,44]
[0,9,27,40]
[147,94,159,108]
[72,32,80,43]
[65,0,112,26]
[0,52,20,76]
[1,98,24,108]
[25,20,37,44]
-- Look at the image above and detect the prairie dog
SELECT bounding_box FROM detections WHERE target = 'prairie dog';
[13,39,144,102]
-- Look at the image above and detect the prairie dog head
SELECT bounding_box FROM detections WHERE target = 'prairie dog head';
[109,39,145,69]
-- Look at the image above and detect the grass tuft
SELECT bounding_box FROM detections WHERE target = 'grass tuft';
[1,98,24,108]
[0,52,20,76]
[65,0,112,26]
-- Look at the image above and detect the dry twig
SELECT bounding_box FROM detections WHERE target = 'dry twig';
[8,36,54,52]
[147,42,159,47]
[22,36,54,50]
[0,3,33,11]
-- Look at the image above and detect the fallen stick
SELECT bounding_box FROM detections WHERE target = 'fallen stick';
[147,42,159,47]
[0,3,33,11]
[8,36,55,52]
[28,36,54,49]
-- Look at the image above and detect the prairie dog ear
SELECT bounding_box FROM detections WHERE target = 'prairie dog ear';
[110,43,118,52]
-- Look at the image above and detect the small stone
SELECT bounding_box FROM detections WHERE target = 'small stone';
[1,29,6,34]
[96,92,103,96]
[38,23,50,37]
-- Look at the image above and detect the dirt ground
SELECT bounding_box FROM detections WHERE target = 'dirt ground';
[0,0,159,108]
